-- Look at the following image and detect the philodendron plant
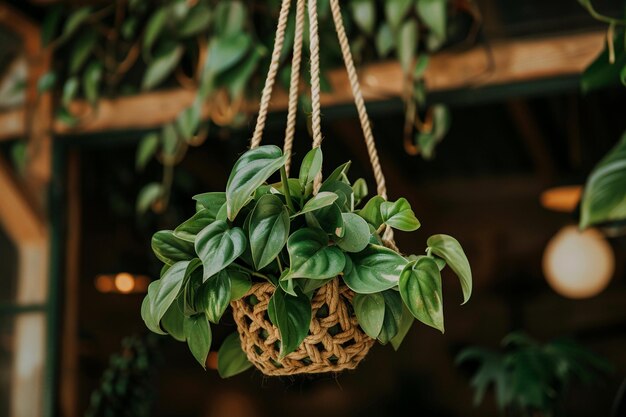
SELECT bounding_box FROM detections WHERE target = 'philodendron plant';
[141,145,472,377]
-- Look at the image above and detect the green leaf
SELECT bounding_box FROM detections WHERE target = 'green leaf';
[142,44,184,91]
[337,213,370,253]
[294,192,338,217]
[353,293,385,338]
[580,133,626,228]
[351,0,376,35]
[427,234,472,304]
[152,230,195,265]
[229,270,252,301]
[376,23,395,56]
[152,260,201,329]
[42,6,62,46]
[62,7,92,38]
[377,290,404,345]
[390,305,414,350]
[214,1,246,37]
[174,209,214,242]
[249,194,290,270]
[285,228,345,280]
[218,332,253,378]
[299,147,323,191]
[141,281,166,335]
[161,297,186,341]
[195,220,247,280]
[384,0,413,30]
[352,178,368,206]
[343,244,407,294]
[193,192,226,217]
[381,198,421,231]
[143,8,168,54]
[69,29,97,74]
[357,195,385,228]
[399,257,444,333]
[218,46,263,97]
[136,133,159,171]
[176,103,201,141]
[82,61,102,104]
[397,20,418,72]
[136,182,162,214]
[178,5,212,38]
[319,181,353,211]
[184,313,212,368]
[305,203,344,236]
[62,77,79,107]
[225,145,287,221]
[37,72,56,93]
[268,287,311,358]
[323,161,351,185]
[416,0,447,41]
[196,269,232,323]
[206,33,252,75]
[581,29,626,93]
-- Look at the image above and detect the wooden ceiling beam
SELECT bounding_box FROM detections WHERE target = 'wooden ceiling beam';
[0,30,605,141]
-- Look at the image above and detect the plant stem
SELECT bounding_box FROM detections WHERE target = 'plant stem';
[231,263,269,281]
[280,166,296,212]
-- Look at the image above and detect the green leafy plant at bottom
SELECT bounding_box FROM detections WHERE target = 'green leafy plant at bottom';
[456,332,613,417]
[141,145,472,377]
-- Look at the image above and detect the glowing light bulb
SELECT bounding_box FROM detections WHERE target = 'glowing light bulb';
[114,272,135,294]
[542,226,614,299]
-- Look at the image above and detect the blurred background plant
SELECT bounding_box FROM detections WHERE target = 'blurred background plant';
[456,332,613,417]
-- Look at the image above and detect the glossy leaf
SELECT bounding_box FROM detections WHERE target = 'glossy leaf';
[184,313,212,368]
[195,221,246,280]
[381,198,421,231]
[286,228,345,280]
[230,270,252,301]
[319,181,353,210]
[390,305,414,350]
[293,192,338,217]
[343,244,407,294]
[249,194,290,270]
[161,298,186,342]
[358,196,385,228]
[352,178,368,207]
[225,145,288,221]
[337,213,370,253]
[323,161,351,185]
[377,290,404,345]
[427,234,472,304]
[151,230,195,265]
[141,281,166,335]
[173,210,211,242]
[268,287,311,358]
[196,269,232,323]
[353,293,385,338]
[298,147,323,190]
[580,133,626,228]
[152,260,201,323]
[399,257,444,333]
[218,332,253,378]
[193,192,226,217]
[305,203,344,236]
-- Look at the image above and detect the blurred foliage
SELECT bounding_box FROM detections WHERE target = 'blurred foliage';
[37,0,479,212]
[85,334,161,417]
[457,332,612,417]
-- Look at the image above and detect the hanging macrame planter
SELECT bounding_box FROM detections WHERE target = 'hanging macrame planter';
[142,0,472,378]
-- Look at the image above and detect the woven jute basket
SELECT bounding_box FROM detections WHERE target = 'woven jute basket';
[231,278,375,376]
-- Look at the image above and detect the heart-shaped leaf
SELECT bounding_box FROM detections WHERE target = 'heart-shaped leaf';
[193,192,226,216]
[249,194,290,270]
[141,281,166,335]
[267,287,312,358]
[196,269,232,324]
[218,332,253,378]
[337,213,370,253]
[286,228,345,280]
[352,178,368,206]
[384,0,413,30]
[319,181,353,211]
[358,196,385,228]
[184,313,212,368]
[299,147,323,190]
[390,305,414,351]
[161,298,186,342]
[399,257,444,333]
[353,293,385,338]
[580,133,626,228]
[152,230,196,265]
[350,0,376,35]
[381,198,421,231]
[150,260,201,328]
[174,209,214,242]
[427,234,472,304]
[226,145,287,221]
[195,221,247,280]
[343,244,407,294]
[293,192,338,217]
[323,161,351,186]
[305,203,344,236]
[230,270,252,301]
[377,290,404,345]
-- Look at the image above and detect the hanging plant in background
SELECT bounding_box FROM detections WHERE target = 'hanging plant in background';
[35,0,480,213]
[141,145,472,376]
[456,332,612,417]
[578,1,626,229]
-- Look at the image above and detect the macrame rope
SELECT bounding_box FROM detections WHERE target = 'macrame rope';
[309,0,325,193]
[329,0,387,200]
[250,0,292,150]
[284,0,306,175]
